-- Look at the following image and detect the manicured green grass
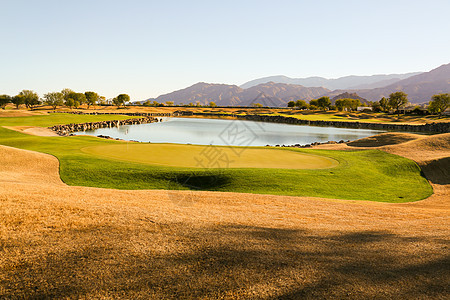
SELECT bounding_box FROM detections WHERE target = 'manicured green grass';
[81,143,338,169]
[0,114,433,202]
[261,111,450,123]
[264,112,391,123]
[0,113,134,127]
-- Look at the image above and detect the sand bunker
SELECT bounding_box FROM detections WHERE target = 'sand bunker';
[0,110,48,117]
[3,126,59,137]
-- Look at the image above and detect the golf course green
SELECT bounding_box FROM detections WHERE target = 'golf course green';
[81,143,338,169]
[0,113,433,202]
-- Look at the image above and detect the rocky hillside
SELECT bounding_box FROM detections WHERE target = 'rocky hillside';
[240,72,422,90]
[150,82,330,107]
[331,92,367,103]
[154,82,243,106]
[356,63,450,103]
[146,63,448,107]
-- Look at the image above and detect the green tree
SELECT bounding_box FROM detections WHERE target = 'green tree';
[65,98,75,109]
[309,99,319,109]
[388,92,408,116]
[252,103,263,108]
[335,99,346,111]
[112,94,129,108]
[370,101,382,112]
[44,92,64,110]
[335,98,361,111]
[61,88,75,100]
[75,93,86,107]
[209,101,217,108]
[287,101,295,108]
[67,92,86,109]
[0,94,11,109]
[63,91,85,109]
[316,96,331,110]
[12,94,25,109]
[20,90,40,110]
[112,97,121,107]
[165,101,174,106]
[84,91,99,109]
[349,99,361,111]
[295,100,309,109]
[379,97,389,112]
[98,96,107,106]
[117,94,130,107]
[412,106,423,115]
[428,93,450,118]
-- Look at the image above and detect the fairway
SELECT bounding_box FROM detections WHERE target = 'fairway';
[81,143,339,169]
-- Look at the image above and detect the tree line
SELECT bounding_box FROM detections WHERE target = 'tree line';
[1,89,448,117]
[287,92,449,117]
[288,96,361,111]
[0,89,131,110]
[141,100,219,108]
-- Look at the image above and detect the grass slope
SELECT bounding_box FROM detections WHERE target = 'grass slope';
[0,113,433,202]
[0,113,134,127]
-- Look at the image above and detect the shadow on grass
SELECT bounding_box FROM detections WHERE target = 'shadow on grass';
[420,157,450,185]
[1,225,449,299]
[166,172,233,190]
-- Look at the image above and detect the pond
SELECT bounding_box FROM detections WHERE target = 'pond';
[74,117,385,146]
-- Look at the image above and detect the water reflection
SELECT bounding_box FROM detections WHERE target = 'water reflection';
[74,117,385,146]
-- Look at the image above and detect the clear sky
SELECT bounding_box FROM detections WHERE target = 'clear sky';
[1,0,449,101]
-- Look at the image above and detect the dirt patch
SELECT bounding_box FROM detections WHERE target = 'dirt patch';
[380,133,450,162]
[348,132,423,147]
[0,110,48,117]
[3,126,59,137]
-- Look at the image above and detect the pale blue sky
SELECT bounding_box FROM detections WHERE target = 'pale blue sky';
[1,0,449,100]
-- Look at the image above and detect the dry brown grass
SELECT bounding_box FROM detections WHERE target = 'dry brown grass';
[0,133,449,298]
[2,126,59,136]
[347,132,423,147]
[0,109,48,118]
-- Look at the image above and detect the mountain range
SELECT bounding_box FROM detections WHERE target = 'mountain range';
[150,82,329,107]
[240,72,423,90]
[352,63,450,103]
[146,63,449,106]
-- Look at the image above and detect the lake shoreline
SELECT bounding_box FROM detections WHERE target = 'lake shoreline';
[48,110,450,133]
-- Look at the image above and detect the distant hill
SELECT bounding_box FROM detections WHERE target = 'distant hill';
[144,63,448,107]
[240,72,422,90]
[154,82,243,106]
[356,63,450,103]
[331,92,366,103]
[149,82,330,107]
